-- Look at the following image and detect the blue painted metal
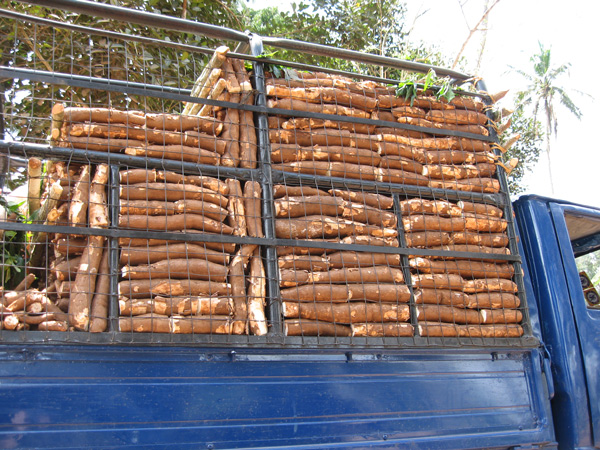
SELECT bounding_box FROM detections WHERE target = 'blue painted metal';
[0,345,555,449]
[549,202,600,448]
[514,195,597,450]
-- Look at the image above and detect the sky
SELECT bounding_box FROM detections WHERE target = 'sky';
[249,0,600,208]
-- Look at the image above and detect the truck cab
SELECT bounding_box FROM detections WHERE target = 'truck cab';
[515,195,600,450]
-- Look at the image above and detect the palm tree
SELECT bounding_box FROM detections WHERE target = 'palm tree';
[513,43,584,194]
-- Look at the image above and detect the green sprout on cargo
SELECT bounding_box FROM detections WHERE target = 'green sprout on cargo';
[249,51,301,81]
[395,69,457,105]
[0,197,26,288]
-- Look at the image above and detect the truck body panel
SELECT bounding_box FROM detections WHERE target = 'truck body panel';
[0,345,554,449]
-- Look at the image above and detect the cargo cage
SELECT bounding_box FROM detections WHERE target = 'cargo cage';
[0,0,535,348]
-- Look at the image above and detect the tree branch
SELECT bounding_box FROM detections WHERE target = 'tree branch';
[451,0,502,69]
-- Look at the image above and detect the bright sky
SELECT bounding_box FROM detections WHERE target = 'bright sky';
[250,0,600,208]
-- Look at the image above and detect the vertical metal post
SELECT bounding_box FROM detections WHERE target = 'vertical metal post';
[0,88,7,191]
[108,165,121,333]
[248,32,283,339]
[393,194,418,338]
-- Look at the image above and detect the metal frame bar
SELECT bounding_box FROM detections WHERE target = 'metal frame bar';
[14,0,249,43]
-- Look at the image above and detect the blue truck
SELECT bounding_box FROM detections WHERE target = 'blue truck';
[0,1,598,449]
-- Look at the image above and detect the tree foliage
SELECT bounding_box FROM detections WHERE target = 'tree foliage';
[512,43,585,193]
[0,0,243,141]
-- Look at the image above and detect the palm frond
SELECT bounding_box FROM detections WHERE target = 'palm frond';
[555,87,584,120]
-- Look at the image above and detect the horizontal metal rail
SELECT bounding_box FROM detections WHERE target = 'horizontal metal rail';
[260,36,472,81]
[14,0,249,43]
[15,0,473,82]
[0,8,216,56]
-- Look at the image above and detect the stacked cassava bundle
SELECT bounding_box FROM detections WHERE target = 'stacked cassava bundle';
[267,69,523,339]
[117,169,266,335]
[8,160,111,332]
[51,46,256,168]
[274,185,413,338]
[266,69,512,191]
[401,197,523,337]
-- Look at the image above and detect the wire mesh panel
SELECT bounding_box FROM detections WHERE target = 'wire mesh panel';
[0,4,530,347]
[263,65,526,345]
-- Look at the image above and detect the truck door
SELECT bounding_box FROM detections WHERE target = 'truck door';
[550,202,600,448]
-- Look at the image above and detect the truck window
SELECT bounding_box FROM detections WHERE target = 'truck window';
[566,214,600,308]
